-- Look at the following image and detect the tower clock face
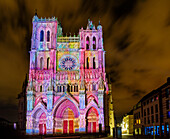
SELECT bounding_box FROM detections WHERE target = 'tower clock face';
[59,55,77,70]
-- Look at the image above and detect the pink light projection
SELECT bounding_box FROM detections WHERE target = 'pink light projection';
[26,14,110,135]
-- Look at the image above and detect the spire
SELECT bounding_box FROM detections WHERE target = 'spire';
[35,9,38,16]
[98,20,101,25]
[97,20,102,31]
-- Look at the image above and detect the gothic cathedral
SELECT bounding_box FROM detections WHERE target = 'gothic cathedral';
[26,14,114,135]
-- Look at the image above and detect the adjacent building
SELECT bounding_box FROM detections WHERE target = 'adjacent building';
[17,75,27,133]
[122,110,133,135]
[133,77,170,137]
[24,13,114,135]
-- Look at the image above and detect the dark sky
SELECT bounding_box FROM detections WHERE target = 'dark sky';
[1,0,170,122]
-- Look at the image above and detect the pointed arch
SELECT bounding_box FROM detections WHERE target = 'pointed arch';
[52,96,79,118]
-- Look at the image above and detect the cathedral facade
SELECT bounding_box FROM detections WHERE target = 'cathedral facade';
[26,14,114,135]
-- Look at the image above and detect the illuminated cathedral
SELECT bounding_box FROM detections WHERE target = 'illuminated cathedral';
[26,13,114,135]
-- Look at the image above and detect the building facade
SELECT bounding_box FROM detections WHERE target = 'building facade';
[18,74,27,132]
[26,14,114,135]
[122,111,133,135]
[133,78,170,137]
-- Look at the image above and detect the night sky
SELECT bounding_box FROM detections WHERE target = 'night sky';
[1,0,170,122]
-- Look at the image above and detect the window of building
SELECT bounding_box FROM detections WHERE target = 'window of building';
[166,88,169,98]
[151,97,154,102]
[40,57,43,70]
[154,95,158,101]
[166,100,169,109]
[147,108,150,115]
[60,86,62,92]
[67,84,70,92]
[57,86,60,92]
[63,86,65,92]
[147,100,149,104]
[148,117,150,124]
[143,102,146,106]
[86,57,89,69]
[144,118,146,124]
[74,84,78,92]
[47,30,50,42]
[40,30,44,42]
[156,114,158,123]
[93,36,96,50]
[167,111,170,118]
[155,104,158,113]
[92,84,96,91]
[139,112,140,118]
[144,109,146,116]
[151,115,154,123]
[86,36,89,50]
[71,85,73,92]
[93,57,95,69]
[47,57,50,69]
[40,85,42,92]
[151,106,154,114]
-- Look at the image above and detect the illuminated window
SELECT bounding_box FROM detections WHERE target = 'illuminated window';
[86,36,89,50]
[139,119,141,124]
[93,36,96,50]
[47,30,50,42]
[47,57,50,69]
[40,30,44,41]
[40,57,43,70]
[93,57,95,69]
[86,57,89,69]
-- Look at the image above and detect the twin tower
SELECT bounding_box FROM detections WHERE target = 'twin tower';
[26,14,114,135]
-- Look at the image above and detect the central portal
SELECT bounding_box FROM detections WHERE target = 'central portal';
[63,108,74,133]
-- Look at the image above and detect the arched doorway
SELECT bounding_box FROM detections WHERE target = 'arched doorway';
[39,112,46,135]
[54,99,79,134]
[86,107,99,133]
[63,108,74,134]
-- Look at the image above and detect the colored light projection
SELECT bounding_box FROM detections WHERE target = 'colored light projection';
[59,55,78,71]
[26,15,111,135]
